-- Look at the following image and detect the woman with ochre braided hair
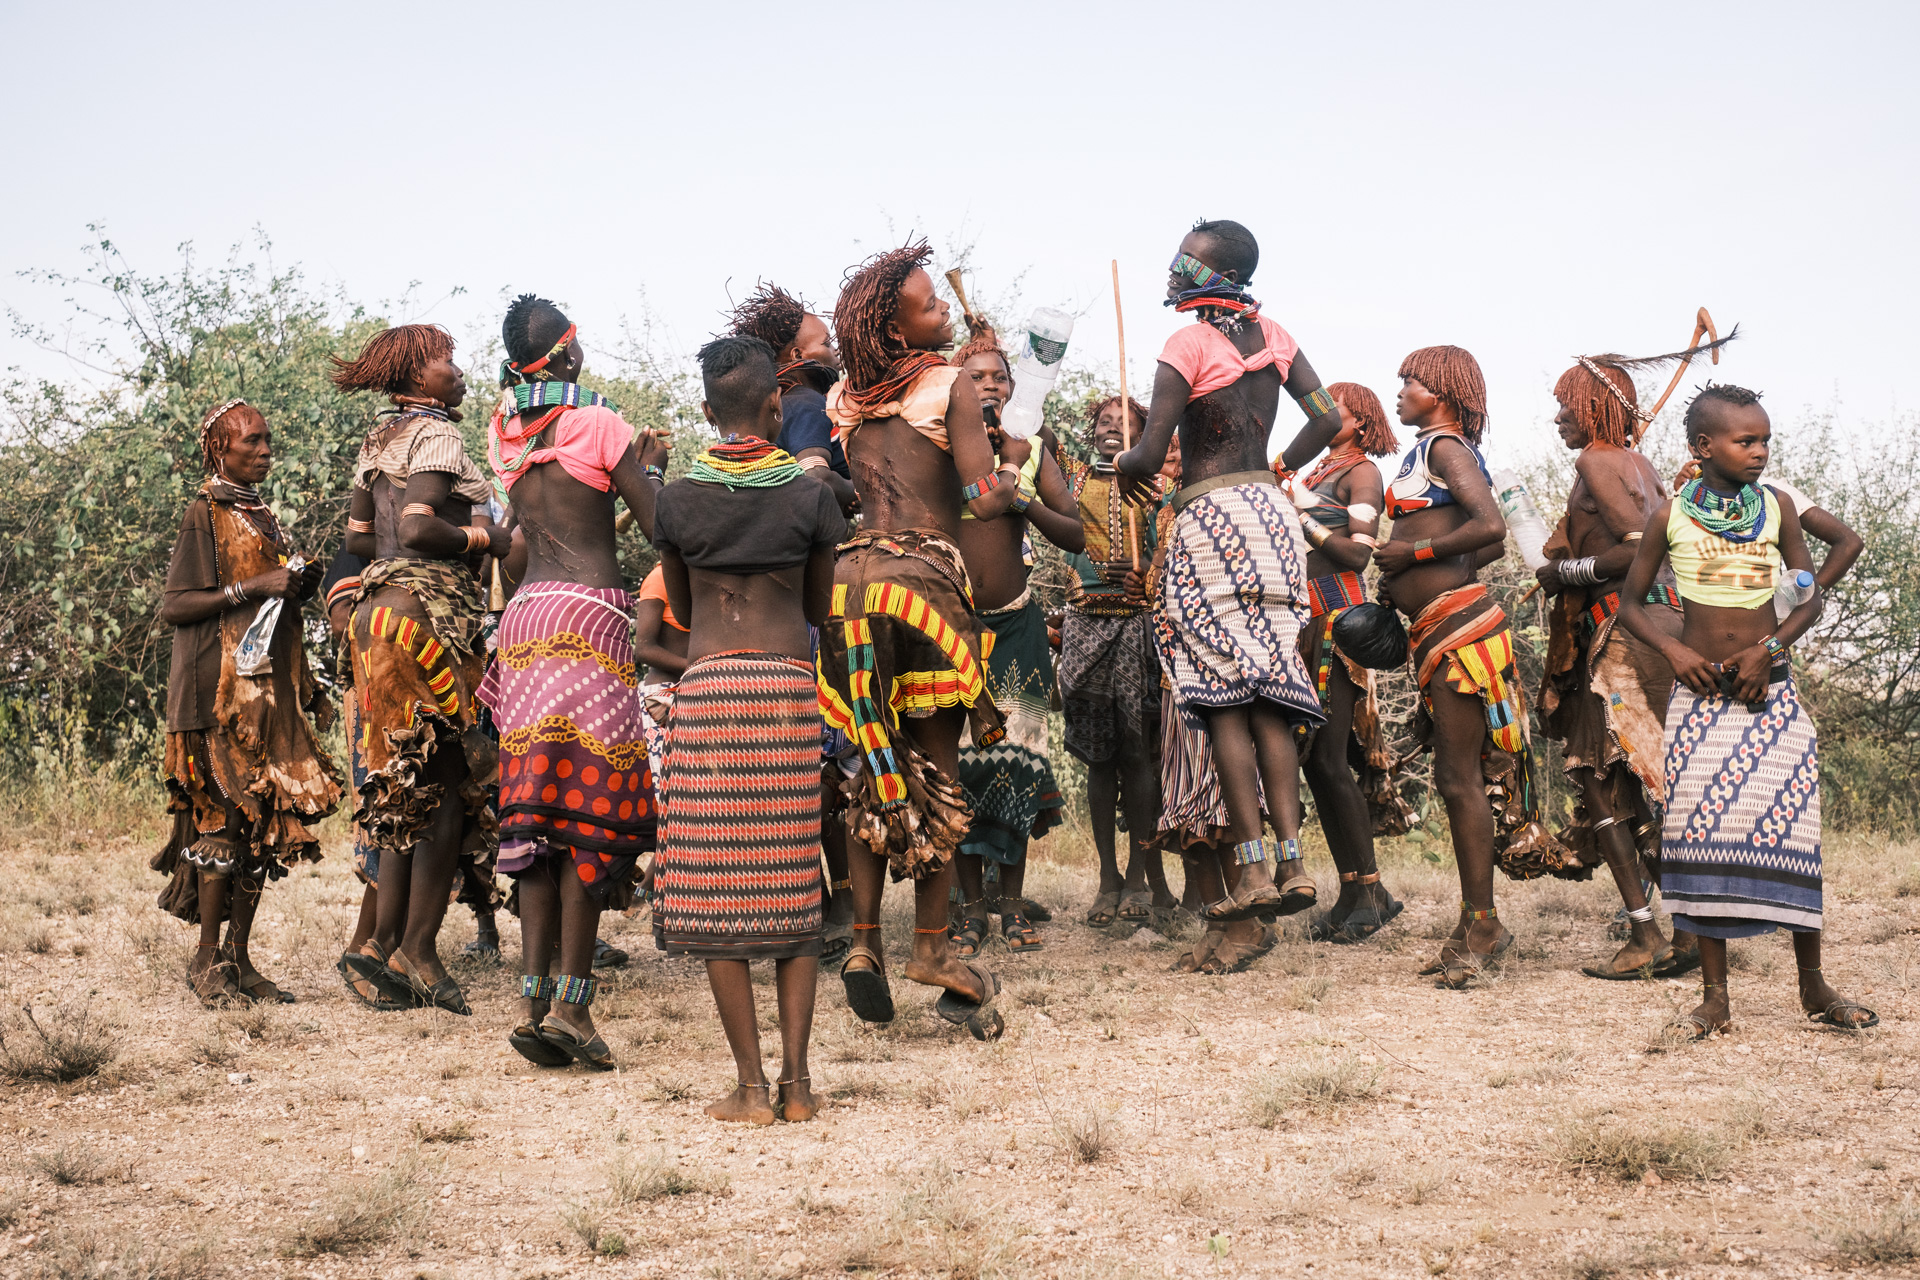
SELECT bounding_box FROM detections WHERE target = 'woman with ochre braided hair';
[477,294,666,1069]
[154,399,339,1005]
[1296,382,1413,944]
[1373,346,1567,988]
[330,324,510,1015]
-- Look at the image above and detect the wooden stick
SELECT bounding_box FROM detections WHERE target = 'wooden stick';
[1639,307,1719,442]
[944,269,979,332]
[1112,260,1140,570]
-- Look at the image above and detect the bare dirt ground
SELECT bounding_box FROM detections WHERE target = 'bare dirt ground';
[1,779,1916,1280]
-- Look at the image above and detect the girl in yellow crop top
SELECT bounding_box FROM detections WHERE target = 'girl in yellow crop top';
[1617,384,1876,1041]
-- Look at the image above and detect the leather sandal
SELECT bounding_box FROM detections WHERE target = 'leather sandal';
[536,1015,615,1069]
[840,937,894,1024]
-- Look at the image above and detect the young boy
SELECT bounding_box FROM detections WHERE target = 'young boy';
[1619,384,1876,1038]
[816,242,1026,1037]
[650,335,848,1121]
[1373,345,1567,987]
[948,323,1084,957]
[1059,395,1174,927]
[728,281,859,513]
[1115,218,1344,930]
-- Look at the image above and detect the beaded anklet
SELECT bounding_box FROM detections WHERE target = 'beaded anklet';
[1461,901,1497,921]
[553,974,596,1006]
[1231,839,1268,867]
[1275,837,1302,865]
[521,975,555,1000]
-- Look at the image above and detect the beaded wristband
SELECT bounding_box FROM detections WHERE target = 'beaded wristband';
[1413,539,1436,562]
[960,473,998,502]
[1763,635,1786,661]
[1009,489,1032,515]
[644,464,666,482]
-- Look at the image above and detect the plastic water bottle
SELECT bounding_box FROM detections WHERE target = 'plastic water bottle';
[235,555,305,677]
[1773,568,1815,621]
[1489,469,1550,571]
[997,307,1075,440]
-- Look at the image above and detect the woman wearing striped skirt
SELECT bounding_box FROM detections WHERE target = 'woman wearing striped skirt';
[649,336,848,1125]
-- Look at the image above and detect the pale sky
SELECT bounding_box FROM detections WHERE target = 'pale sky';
[4,1,1914,468]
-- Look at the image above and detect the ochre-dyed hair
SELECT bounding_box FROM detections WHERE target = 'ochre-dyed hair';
[1397,345,1488,442]
[1085,393,1148,439]
[728,282,809,354]
[1326,382,1399,457]
[200,400,261,474]
[834,241,936,392]
[1552,362,1637,448]
[330,324,455,396]
[950,323,1009,374]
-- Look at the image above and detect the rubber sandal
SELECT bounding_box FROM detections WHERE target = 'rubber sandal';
[1015,896,1052,924]
[341,941,422,1007]
[460,937,502,963]
[394,966,472,1016]
[1085,889,1122,927]
[591,938,629,969]
[1274,866,1318,918]
[1330,895,1404,945]
[187,955,242,1009]
[935,961,1002,1027]
[1664,1013,1730,1042]
[1197,925,1276,975]
[1647,945,1702,978]
[952,903,989,960]
[840,943,894,1024]
[1200,880,1284,924]
[1117,890,1152,921]
[335,954,408,1012]
[1581,942,1674,981]
[1172,927,1226,973]
[235,973,296,1004]
[509,1020,572,1067]
[1808,1000,1879,1030]
[1437,931,1513,989]
[1305,906,1352,943]
[536,1015,615,1069]
[1002,911,1044,954]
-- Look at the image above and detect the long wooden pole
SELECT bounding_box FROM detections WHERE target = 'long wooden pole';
[1112,260,1140,570]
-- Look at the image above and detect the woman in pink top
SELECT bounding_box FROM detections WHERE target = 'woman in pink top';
[477,294,668,1069]
[1115,219,1344,948]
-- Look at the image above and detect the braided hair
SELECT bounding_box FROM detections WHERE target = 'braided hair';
[502,293,572,375]
[1397,346,1489,443]
[1552,362,1637,449]
[950,325,1010,375]
[1085,393,1148,441]
[1683,382,1764,442]
[728,282,809,354]
[329,324,455,396]
[1326,382,1400,457]
[834,242,936,392]
[198,399,256,474]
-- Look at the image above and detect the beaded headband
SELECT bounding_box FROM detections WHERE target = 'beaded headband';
[502,323,577,384]
[1170,252,1234,291]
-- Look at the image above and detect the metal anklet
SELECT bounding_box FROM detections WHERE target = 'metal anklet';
[521,975,555,1000]
[1625,905,1656,924]
[553,974,596,1006]
[1232,839,1268,867]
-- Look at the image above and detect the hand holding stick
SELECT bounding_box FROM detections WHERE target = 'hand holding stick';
[945,269,981,335]
[1112,259,1141,571]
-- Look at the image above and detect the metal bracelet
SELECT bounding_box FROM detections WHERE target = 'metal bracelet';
[1561,556,1601,585]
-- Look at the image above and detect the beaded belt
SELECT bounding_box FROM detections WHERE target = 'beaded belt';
[1586,584,1683,630]
[1307,571,1367,619]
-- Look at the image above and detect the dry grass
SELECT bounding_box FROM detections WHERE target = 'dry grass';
[1821,1195,1920,1264]
[30,1141,112,1186]
[1554,1111,1734,1182]
[1051,1104,1113,1163]
[1245,1052,1382,1127]
[604,1147,730,1203]
[839,1161,1022,1280]
[0,998,120,1083]
[16,1228,216,1280]
[409,1119,474,1144]
[279,1149,431,1257]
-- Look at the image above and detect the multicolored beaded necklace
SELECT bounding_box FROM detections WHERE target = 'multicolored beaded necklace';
[1678,477,1769,542]
[685,435,802,489]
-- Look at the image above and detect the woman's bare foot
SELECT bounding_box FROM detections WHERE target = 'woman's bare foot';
[777,1078,817,1123]
[904,936,989,1001]
[707,1083,776,1126]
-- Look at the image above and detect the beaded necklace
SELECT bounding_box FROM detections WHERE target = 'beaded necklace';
[685,435,803,489]
[1678,477,1769,542]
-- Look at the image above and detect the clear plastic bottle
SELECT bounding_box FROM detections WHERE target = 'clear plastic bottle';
[997,307,1075,440]
[235,555,306,676]
[1773,568,1816,621]
[1489,469,1550,571]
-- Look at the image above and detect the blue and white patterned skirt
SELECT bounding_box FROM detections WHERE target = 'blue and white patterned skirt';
[1660,675,1822,938]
